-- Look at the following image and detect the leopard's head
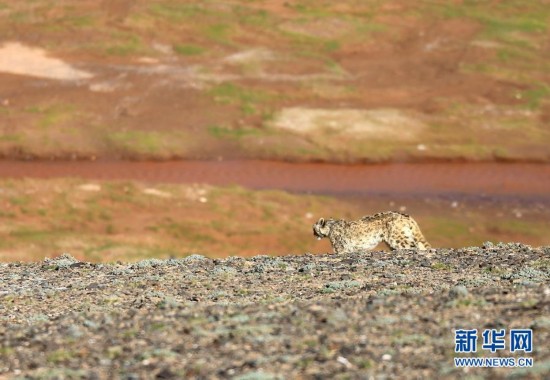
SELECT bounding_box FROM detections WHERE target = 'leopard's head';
[312,217,332,240]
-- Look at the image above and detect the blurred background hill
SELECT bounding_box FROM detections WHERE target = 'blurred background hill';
[1,0,549,162]
[0,0,549,261]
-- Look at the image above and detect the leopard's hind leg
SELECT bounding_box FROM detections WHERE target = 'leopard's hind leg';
[385,222,429,250]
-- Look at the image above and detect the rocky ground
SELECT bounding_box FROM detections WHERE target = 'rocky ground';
[1,244,549,379]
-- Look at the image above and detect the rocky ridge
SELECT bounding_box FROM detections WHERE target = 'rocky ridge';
[1,244,549,379]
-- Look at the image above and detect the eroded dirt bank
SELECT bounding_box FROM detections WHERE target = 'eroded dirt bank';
[1,245,549,379]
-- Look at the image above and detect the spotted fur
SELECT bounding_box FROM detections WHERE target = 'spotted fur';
[312,211,430,254]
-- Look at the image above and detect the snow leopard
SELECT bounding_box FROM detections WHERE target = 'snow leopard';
[312,211,430,254]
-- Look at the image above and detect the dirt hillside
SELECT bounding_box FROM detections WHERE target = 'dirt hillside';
[0,0,549,162]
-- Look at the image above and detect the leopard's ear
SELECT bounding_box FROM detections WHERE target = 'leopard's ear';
[318,218,325,226]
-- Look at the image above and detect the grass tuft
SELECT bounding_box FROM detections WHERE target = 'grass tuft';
[173,44,205,56]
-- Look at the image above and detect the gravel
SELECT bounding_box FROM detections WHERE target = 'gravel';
[1,244,549,379]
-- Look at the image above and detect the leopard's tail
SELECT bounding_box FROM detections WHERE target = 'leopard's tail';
[416,235,431,250]
[409,216,431,250]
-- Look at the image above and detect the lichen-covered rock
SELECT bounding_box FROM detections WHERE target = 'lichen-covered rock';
[0,245,548,379]
[43,253,79,269]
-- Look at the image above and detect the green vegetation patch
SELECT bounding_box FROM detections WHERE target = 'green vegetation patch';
[104,33,147,56]
[207,83,275,115]
[203,23,233,44]
[103,130,189,158]
[426,0,549,96]
[25,103,78,129]
[173,44,206,56]
[207,125,265,140]
[522,84,550,109]
[149,3,208,22]
[432,1,549,36]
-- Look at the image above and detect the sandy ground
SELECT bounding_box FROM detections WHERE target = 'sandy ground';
[1,246,549,379]
[0,43,93,81]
